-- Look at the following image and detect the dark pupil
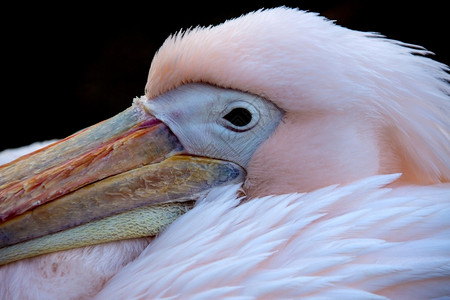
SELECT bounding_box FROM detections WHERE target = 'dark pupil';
[223,108,252,127]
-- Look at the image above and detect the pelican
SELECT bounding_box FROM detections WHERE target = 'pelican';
[1,7,449,299]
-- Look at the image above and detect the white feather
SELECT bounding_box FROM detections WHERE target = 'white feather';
[1,7,449,299]
[94,175,450,299]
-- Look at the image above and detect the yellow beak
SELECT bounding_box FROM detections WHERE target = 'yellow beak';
[0,101,244,265]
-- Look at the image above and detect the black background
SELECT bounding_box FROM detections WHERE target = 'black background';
[2,1,448,150]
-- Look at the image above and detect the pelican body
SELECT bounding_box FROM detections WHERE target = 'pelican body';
[1,7,449,299]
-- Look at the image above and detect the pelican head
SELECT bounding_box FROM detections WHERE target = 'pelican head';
[0,7,449,266]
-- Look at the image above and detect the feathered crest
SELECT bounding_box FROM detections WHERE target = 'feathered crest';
[146,7,449,183]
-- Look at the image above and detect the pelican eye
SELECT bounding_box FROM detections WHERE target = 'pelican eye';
[223,107,252,127]
[220,101,260,132]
